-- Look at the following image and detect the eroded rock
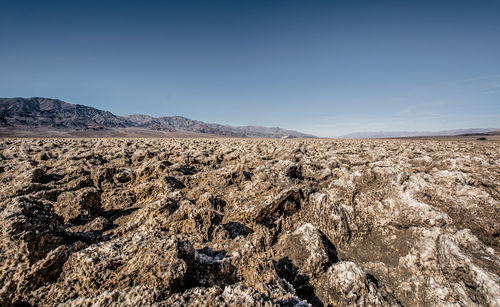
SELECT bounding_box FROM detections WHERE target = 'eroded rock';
[316,261,400,306]
[55,187,102,222]
[0,138,498,306]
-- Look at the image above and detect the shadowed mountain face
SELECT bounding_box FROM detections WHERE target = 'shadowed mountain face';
[0,97,130,129]
[0,97,315,138]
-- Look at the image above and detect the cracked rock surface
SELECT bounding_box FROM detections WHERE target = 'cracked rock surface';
[0,138,499,306]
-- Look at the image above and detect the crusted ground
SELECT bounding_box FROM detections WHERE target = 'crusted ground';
[0,138,499,306]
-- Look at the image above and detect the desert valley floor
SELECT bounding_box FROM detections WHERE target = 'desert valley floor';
[0,138,499,306]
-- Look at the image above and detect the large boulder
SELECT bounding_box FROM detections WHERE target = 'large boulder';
[316,261,401,306]
[276,223,336,278]
[55,187,102,223]
[0,197,66,304]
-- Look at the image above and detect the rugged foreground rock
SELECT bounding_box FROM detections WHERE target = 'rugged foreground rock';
[0,138,499,306]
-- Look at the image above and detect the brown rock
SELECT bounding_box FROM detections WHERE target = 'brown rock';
[0,138,499,306]
[55,187,102,222]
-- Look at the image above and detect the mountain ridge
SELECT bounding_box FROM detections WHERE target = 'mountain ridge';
[0,97,315,138]
[338,128,499,139]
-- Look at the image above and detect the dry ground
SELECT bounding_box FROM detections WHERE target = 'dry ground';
[0,138,499,306]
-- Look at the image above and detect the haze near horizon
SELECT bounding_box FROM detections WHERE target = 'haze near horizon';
[1,0,499,137]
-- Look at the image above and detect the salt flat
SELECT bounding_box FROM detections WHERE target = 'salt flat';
[1,138,499,306]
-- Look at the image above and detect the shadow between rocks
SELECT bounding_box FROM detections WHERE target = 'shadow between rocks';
[101,207,139,222]
[63,208,139,244]
[274,257,323,307]
[173,244,239,294]
[223,222,252,239]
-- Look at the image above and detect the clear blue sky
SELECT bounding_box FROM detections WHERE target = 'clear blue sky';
[1,0,499,136]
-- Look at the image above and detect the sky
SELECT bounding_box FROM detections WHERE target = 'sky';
[0,0,499,136]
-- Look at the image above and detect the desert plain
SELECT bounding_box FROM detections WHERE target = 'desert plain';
[0,137,499,306]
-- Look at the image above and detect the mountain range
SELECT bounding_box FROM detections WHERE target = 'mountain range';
[0,97,315,138]
[338,128,500,139]
[1,97,497,139]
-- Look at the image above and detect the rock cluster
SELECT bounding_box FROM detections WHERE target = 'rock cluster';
[0,138,499,306]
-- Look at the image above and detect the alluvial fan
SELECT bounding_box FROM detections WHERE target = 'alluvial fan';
[0,138,499,306]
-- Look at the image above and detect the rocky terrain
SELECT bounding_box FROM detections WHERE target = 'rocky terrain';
[0,138,499,306]
[0,98,315,138]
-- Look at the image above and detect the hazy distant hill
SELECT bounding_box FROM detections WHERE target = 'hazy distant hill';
[0,97,315,138]
[338,128,499,139]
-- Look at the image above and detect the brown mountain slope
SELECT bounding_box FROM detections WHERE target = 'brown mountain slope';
[0,97,315,138]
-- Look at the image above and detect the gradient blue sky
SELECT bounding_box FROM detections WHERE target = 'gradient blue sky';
[1,0,499,136]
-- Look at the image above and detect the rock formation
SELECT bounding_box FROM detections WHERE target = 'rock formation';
[0,138,499,306]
